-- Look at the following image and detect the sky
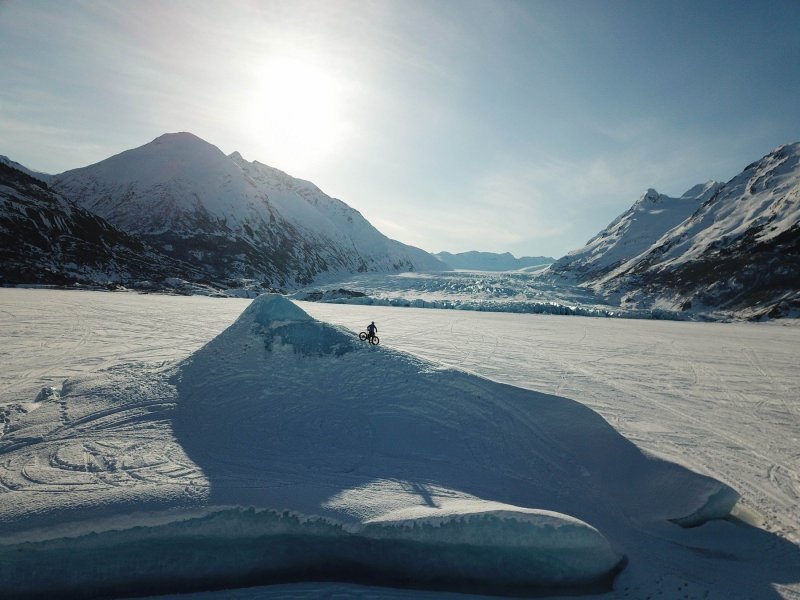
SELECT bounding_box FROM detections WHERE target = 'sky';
[1,0,799,258]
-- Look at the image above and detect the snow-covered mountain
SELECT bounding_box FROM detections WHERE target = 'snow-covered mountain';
[51,133,446,289]
[550,143,800,318]
[548,182,722,282]
[435,250,553,271]
[0,161,203,289]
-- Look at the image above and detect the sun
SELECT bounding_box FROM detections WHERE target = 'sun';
[244,57,349,171]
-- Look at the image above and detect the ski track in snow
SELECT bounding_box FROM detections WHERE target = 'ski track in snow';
[0,291,248,523]
[1,288,799,600]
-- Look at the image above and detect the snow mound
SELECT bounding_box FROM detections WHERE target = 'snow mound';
[176,293,737,528]
[0,294,741,597]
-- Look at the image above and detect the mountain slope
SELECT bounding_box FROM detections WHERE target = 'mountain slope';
[51,133,446,288]
[551,143,800,318]
[0,162,203,288]
[0,155,52,184]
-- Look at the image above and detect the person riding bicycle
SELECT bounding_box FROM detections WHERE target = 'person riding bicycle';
[366,321,378,342]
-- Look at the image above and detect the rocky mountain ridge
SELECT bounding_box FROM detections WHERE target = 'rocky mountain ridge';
[0,161,206,291]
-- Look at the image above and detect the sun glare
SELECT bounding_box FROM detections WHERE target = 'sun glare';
[244,58,349,171]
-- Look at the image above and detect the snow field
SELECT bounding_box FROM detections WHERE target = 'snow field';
[0,289,798,599]
[1,291,640,596]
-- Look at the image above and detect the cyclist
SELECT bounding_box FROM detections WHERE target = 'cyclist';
[366,321,378,342]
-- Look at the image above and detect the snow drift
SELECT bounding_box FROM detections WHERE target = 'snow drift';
[0,294,740,598]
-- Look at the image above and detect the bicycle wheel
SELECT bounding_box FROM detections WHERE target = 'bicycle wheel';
[370,335,380,345]
[358,332,367,341]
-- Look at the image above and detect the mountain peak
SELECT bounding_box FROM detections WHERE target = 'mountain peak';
[142,132,224,158]
[551,142,800,318]
[54,131,232,193]
[434,251,552,272]
[0,155,53,183]
[773,141,800,157]
[152,131,208,145]
[743,141,800,174]
[636,189,663,205]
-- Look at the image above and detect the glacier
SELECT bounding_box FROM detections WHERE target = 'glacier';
[291,271,691,320]
[0,293,744,598]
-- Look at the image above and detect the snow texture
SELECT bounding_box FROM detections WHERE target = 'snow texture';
[0,290,759,599]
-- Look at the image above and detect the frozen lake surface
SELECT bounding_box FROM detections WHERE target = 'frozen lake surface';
[0,288,798,599]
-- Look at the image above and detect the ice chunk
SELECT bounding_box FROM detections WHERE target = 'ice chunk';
[34,385,61,402]
[0,507,622,598]
[203,292,357,357]
[245,292,313,327]
[670,485,741,527]
[362,509,622,587]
